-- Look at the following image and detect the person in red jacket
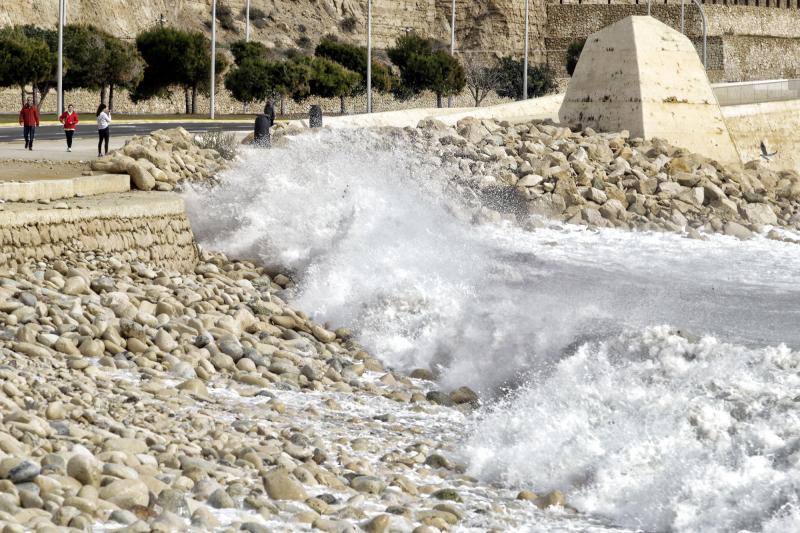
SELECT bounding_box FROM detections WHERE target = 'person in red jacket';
[58,104,79,152]
[18,97,40,151]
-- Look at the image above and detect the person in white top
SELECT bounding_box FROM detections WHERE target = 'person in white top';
[96,103,112,157]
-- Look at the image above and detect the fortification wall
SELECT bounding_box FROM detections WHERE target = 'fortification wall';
[0,193,199,273]
[722,36,800,80]
[545,5,800,81]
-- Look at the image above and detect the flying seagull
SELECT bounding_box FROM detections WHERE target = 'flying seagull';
[760,141,777,161]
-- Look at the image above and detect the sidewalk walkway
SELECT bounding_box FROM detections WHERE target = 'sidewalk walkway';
[0,136,128,162]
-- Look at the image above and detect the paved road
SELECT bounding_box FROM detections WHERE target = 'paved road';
[0,121,254,143]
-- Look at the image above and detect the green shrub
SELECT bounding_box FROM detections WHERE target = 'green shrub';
[195,130,238,160]
[566,39,585,76]
[244,6,266,20]
[340,16,357,33]
[491,56,555,100]
[216,3,236,31]
[387,33,465,107]
[297,36,312,49]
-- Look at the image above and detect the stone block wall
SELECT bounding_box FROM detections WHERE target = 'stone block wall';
[722,35,800,80]
[545,4,800,81]
[0,193,199,273]
[546,33,724,79]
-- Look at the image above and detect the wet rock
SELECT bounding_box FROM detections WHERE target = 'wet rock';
[536,490,566,509]
[99,479,150,509]
[425,391,454,406]
[207,487,235,508]
[409,368,435,380]
[724,221,753,240]
[449,386,479,405]
[350,476,385,495]
[263,468,308,500]
[431,488,462,502]
[364,514,391,533]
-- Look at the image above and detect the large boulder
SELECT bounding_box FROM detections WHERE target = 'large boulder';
[741,203,778,225]
[127,162,156,191]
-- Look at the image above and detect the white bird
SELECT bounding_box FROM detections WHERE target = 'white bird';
[760,141,777,161]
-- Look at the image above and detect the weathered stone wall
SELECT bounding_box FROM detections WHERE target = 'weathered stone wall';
[0,193,199,273]
[546,33,724,80]
[722,36,800,80]
[545,5,800,81]
[552,0,800,6]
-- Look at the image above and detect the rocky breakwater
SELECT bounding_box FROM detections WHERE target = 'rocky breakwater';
[91,128,232,192]
[400,117,800,240]
[0,251,565,532]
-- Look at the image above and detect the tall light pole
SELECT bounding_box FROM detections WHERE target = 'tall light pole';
[448,0,455,108]
[210,0,217,119]
[245,0,251,41]
[522,0,529,100]
[366,0,372,114]
[57,0,65,115]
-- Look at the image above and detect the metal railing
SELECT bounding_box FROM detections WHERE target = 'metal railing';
[712,79,800,106]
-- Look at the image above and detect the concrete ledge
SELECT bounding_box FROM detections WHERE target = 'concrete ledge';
[0,191,182,226]
[0,174,130,202]
[280,95,565,132]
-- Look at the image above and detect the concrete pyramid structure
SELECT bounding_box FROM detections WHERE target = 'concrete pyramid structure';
[558,16,741,166]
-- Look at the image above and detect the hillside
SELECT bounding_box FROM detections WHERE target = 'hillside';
[0,0,543,59]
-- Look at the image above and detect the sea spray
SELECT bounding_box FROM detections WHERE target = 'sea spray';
[465,326,800,532]
[184,129,611,393]
[184,128,800,531]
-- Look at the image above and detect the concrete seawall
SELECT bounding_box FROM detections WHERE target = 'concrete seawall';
[0,174,130,202]
[721,99,800,173]
[0,192,199,273]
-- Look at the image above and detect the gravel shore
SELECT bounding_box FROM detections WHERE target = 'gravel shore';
[0,250,577,532]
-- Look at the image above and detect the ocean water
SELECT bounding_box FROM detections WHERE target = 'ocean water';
[184,129,800,532]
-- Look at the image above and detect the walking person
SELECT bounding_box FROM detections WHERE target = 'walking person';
[18,97,40,151]
[58,104,79,152]
[96,104,111,157]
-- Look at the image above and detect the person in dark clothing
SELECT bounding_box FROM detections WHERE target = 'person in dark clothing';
[19,97,40,151]
[264,98,275,126]
[96,103,111,157]
[254,98,276,147]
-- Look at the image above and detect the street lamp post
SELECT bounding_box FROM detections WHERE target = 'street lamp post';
[245,0,251,41]
[57,0,65,115]
[448,0,455,108]
[522,0,529,100]
[367,0,372,114]
[210,0,217,119]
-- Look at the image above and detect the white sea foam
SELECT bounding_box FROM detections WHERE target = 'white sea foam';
[465,326,800,532]
[184,128,800,531]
